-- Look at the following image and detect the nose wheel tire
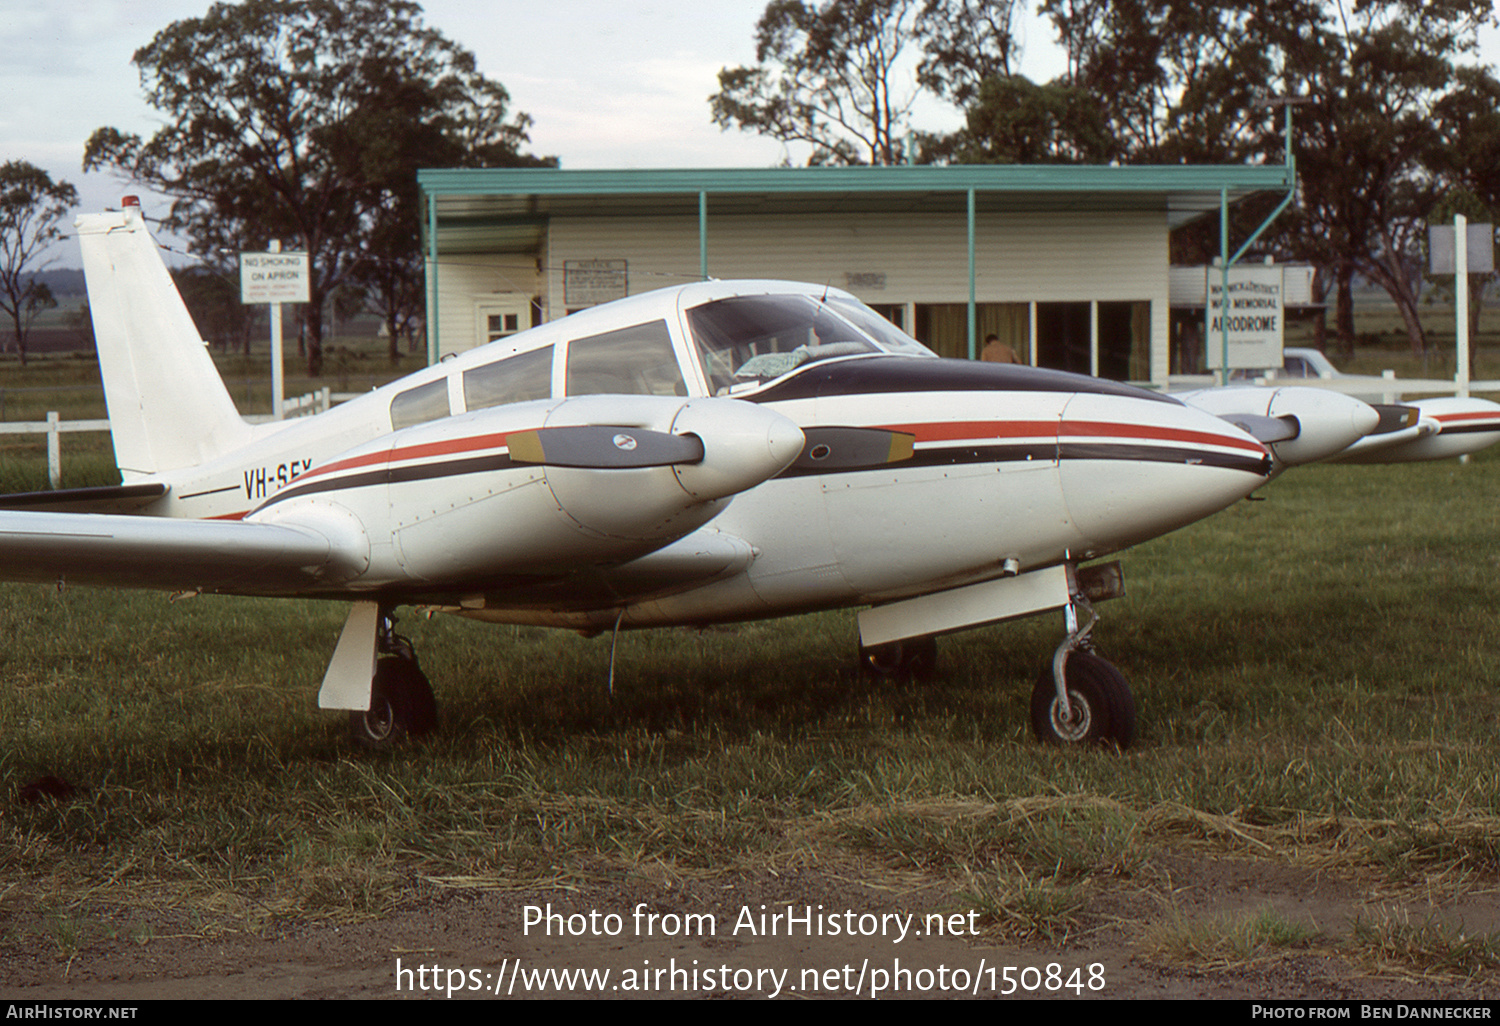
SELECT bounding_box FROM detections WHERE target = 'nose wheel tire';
[349,655,438,749]
[1029,650,1136,749]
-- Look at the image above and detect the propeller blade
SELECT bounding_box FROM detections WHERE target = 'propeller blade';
[1368,404,1422,436]
[507,426,705,469]
[1217,413,1300,444]
[789,427,916,471]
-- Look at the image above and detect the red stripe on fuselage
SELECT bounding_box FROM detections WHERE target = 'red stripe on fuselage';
[882,419,1266,455]
[297,430,518,483]
[1434,411,1500,426]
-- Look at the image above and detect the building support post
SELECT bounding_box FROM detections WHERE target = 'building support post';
[426,194,440,366]
[967,188,977,360]
[1217,102,1301,385]
[699,192,709,281]
[1457,213,1471,399]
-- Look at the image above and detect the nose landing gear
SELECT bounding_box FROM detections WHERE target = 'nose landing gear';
[1029,595,1136,749]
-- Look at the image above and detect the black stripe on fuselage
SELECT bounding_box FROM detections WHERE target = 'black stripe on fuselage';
[744,355,1180,405]
[1436,422,1500,436]
[251,362,1253,509]
[253,452,519,512]
[261,439,1265,508]
[776,442,1269,478]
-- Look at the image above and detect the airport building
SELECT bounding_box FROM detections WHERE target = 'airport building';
[417,165,1291,388]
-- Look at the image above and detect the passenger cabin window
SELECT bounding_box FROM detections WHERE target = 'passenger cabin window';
[464,345,553,411]
[390,378,451,430]
[565,320,686,397]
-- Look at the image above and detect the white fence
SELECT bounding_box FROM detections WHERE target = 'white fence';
[9,375,1496,492]
[0,389,348,490]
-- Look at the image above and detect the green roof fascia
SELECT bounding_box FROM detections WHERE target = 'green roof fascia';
[417,164,1291,199]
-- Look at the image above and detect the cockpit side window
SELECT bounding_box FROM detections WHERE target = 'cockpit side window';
[565,320,686,397]
[827,298,934,357]
[464,345,554,411]
[390,378,451,431]
[685,294,883,393]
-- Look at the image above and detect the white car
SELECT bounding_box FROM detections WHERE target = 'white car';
[1230,346,1340,381]
[1230,347,1396,402]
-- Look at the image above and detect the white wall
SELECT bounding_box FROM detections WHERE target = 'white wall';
[433,208,1174,385]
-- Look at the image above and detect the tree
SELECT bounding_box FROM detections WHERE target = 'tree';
[336,60,553,364]
[0,161,78,367]
[927,74,1118,164]
[1000,0,1493,355]
[1431,64,1500,363]
[1032,0,1330,164]
[84,0,547,375]
[711,0,928,165]
[1272,1,1493,355]
[912,0,1024,108]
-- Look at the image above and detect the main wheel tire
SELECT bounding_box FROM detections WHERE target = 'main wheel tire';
[348,655,438,749]
[1029,651,1136,749]
[860,636,938,681]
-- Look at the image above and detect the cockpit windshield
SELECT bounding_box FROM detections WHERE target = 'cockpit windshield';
[686,293,932,394]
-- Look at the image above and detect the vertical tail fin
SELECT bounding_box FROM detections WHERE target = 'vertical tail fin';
[76,206,251,479]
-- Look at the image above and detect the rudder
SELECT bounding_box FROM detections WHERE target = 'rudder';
[77,205,251,479]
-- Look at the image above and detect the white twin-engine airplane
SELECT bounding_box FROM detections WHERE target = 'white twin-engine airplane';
[4,206,1499,750]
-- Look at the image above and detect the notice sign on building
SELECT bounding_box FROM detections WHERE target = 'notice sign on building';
[1204,264,1284,370]
[240,251,311,304]
[564,259,628,306]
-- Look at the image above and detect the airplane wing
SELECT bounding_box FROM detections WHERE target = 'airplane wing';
[1332,397,1500,464]
[0,510,349,594]
[1177,387,1500,468]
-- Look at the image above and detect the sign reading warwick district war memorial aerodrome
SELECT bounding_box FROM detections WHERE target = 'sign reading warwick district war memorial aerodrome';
[1205,264,1284,370]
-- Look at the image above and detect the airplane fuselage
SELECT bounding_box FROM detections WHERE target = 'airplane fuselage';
[139,333,1271,631]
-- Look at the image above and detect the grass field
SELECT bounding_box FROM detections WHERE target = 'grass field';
[2,307,1500,986]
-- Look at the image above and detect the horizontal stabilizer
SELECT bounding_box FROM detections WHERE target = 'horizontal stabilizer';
[0,482,167,514]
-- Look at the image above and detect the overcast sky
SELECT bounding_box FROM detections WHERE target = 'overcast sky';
[0,0,1067,237]
[2,0,1495,265]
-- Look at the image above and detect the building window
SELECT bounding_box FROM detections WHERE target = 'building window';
[488,312,520,339]
[1035,303,1092,374]
[914,303,1030,361]
[473,297,534,349]
[914,300,1149,381]
[1098,301,1151,382]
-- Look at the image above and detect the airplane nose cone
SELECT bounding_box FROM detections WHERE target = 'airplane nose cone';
[1059,394,1270,556]
[670,399,805,501]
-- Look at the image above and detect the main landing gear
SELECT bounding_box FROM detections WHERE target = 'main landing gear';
[347,611,438,749]
[859,635,939,681]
